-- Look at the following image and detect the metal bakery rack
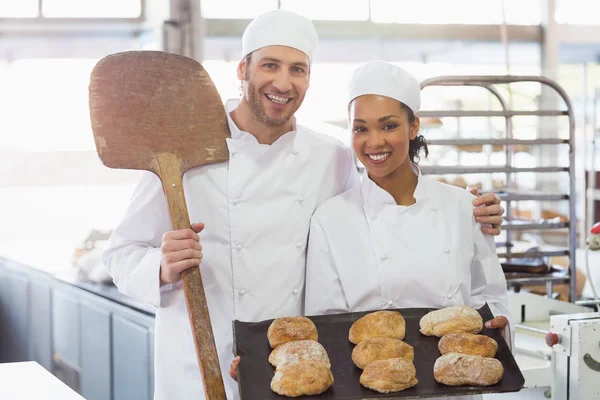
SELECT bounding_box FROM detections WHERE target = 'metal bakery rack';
[418,76,577,301]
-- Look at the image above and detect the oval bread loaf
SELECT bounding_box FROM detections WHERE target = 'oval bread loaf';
[438,333,498,358]
[349,311,406,344]
[419,305,483,337]
[271,361,334,397]
[267,317,318,349]
[352,338,414,369]
[360,358,418,393]
[433,353,504,386]
[268,340,330,368]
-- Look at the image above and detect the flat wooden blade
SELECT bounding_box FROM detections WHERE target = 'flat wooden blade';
[89,50,230,175]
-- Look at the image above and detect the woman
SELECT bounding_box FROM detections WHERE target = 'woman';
[304,61,512,398]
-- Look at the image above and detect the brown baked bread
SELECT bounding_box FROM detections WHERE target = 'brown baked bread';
[360,358,418,393]
[438,333,498,358]
[352,338,414,369]
[433,353,504,386]
[419,305,483,337]
[271,361,334,397]
[349,311,406,344]
[268,340,330,368]
[268,317,318,348]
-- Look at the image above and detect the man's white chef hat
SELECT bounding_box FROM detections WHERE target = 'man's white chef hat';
[348,60,421,114]
[241,10,318,62]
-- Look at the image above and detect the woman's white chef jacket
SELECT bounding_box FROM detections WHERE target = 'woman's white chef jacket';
[305,167,513,400]
[103,100,359,400]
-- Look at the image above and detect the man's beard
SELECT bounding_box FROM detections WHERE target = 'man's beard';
[245,81,298,127]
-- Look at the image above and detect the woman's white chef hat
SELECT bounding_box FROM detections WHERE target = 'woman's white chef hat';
[241,10,318,62]
[348,60,421,113]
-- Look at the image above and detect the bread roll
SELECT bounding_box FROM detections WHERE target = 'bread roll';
[352,338,414,369]
[434,353,503,386]
[419,305,483,337]
[349,311,405,344]
[360,358,418,393]
[438,333,498,358]
[268,317,318,348]
[268,340,330,368]
[271,361,334,397]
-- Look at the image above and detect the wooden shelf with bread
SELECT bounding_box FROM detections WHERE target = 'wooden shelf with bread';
[419,75,577,302]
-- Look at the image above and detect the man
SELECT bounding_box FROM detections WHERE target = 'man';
[103,9,504,400]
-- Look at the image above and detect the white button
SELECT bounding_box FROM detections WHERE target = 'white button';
[296,243,303,249]
[235,244,243,251]
[446,294,453,299]
[238,289,247,296]
[431,207,437,212]
[369,213,376,220]
[293,150,299,155]
[232,198,240,205]
[292,289,299,295]
[231,150,236,156]
[380,254,388,261]
[297,197,304,203]
[387,300,393,306]
[444,249,450,254]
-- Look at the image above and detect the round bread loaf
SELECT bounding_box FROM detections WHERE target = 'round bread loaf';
[267,316,318,349]
[360,358,418,393]
[352,338,414,369]
[268,340,330,368]
[434,353,504,386]
[438,333,498,358]
[271,361,334,397]
[419,305,483,337]
[349,311,405,344]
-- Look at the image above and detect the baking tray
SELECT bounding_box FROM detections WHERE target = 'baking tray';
[233,304,524,399]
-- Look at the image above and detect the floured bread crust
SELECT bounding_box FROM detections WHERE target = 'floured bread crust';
[268,317,318,348]
[438,333,498,358]
[360,358,418,393]
[352,338,414,369]
[419,305,483,337]
[349,311,406,344]
[269,340,330,368]
[271,361,334,397]
[434,353,504,386]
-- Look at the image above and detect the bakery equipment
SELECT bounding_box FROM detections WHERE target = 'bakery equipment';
[419,76,577,301]
[509,292,600,399]
[233,304,524,399]
[88,51,230,399]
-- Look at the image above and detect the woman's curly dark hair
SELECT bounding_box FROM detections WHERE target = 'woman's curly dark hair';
[398,101,429,163]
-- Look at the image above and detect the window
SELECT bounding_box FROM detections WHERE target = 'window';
[370,0,541,25]
[556,0,600,25]
[0,0,39,17]
[42,0,142,18]
[280,0,369,21]
[201,0,278,19]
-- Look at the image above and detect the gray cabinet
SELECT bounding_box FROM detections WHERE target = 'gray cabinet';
[51,287,81,392]
[112,314,153,400]
[29,279,52,371]
[0,272,30,363]
[0,259,156,400]
[80,300,111,400]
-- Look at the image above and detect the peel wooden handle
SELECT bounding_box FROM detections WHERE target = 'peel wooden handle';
[158,153,227,399]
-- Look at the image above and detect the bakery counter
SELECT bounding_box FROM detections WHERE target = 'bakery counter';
[0,254,156,400]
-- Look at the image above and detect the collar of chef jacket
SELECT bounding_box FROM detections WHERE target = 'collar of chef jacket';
[360,163,428,216]
[224,98,300,155]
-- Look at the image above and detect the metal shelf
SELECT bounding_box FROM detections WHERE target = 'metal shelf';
[420,166,568,174]
[420,75,577,301]
[419,110,568,118]
[503,220,569,231]
[427,138,568,146]
[496,192,570,201]
[496,249,570,258]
